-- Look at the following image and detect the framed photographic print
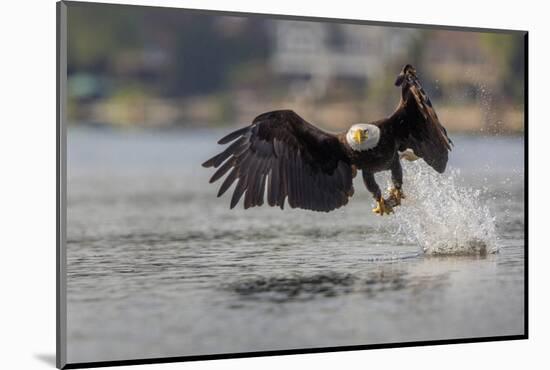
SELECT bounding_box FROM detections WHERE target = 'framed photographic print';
[57,1,527,368]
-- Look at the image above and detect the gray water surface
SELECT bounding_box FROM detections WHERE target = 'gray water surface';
[66,128,525,363]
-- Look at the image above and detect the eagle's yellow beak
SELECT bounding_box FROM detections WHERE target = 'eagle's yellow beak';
[354,129,368,143]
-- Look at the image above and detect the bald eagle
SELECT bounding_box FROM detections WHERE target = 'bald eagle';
[202,64,452,215]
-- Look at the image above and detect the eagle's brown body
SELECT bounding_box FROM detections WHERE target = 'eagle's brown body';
[202,64,452,214]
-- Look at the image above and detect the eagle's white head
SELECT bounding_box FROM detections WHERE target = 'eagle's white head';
[346,123,381,151]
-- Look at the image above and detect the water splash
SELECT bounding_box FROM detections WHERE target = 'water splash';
[388,161,499,256]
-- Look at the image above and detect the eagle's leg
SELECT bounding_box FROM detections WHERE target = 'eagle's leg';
[389,158,405,205]
[362,171,393,216]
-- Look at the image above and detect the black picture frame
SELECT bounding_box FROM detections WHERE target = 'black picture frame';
[56,1,528,368]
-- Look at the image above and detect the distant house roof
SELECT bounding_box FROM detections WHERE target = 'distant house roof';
[270,21,417,80]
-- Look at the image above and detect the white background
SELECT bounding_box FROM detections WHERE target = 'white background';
[0,0,546,369]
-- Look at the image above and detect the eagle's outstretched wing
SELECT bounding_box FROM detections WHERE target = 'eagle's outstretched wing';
[202,110,354,212]
[392,65,453,173]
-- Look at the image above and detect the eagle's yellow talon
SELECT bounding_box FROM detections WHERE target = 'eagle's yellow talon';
[389,187,405,205]
[372,197,393,216]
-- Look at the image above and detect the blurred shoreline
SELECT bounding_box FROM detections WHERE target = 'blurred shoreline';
[67,4,525,135]
[68,120,524,137]
[69,92,524,134]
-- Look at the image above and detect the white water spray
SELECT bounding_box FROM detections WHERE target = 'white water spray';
[389,161,499,256]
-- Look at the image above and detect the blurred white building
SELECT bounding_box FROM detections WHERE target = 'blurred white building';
[270,20,417,98]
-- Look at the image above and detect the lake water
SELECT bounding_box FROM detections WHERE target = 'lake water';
[66,127,525,363]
